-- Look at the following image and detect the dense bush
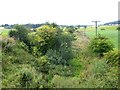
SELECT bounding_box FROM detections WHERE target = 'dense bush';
[69,58,82,76]
[78,59,118,88]
[51,75,80,88]
[9,25,30,45]
[117,26,120,30]
[2,37,16,53]
[19,66,35,87]
[104,49,119,66]
[65,26,76,33]
[9,30,18,38]
[28,24,75,65]
[89,34,114,57]
[91,59,108,78]
[28,24,61,55]
[46,49,62,65]
[2,64,43,88]
[48,65,74,77]
[34,56,50,74]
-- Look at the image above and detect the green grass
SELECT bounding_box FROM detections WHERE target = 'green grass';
[0,29,11,37]
[78,26,118,49]
[79,25,118,31]
[87,30,118,49]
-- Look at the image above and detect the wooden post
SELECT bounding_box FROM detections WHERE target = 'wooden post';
[92,21,100,36]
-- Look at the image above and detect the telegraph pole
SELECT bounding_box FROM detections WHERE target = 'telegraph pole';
[92,21,100,36]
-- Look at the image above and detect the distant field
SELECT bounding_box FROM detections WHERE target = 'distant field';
[0,29,11,36]
[79,26,118,49]
[79,25,118,31]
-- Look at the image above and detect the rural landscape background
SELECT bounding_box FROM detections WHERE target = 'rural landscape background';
[0,0,119,89]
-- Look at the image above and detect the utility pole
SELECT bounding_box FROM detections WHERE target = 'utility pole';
[84,26,87,36]
[92,21,100,36]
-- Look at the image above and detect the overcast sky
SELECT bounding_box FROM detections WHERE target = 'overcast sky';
[0,0,119,25]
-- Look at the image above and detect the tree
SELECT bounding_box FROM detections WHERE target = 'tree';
[9,25,30,45]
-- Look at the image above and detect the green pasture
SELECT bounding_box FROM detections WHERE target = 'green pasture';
[0,29,11,37]
[81,26,118,49]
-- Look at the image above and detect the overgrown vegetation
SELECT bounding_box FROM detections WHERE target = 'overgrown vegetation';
[89,34,114,57]
[1,23,118,88]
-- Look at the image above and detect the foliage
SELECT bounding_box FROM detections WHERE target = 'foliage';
[78,59,118,88]
[35,56,50,74]
[28,24,75,65]
[9,25,29,44]
[9,30,18,38]
[65,26,76,33]
[2,64,43,88]
[2,24,118,88]
[18,65,35,87]
[28,24,61,55]
[117,26,120,30]
[51,75,80,88]
[48,65,74,77]
[2,37,16,53]
[91,59,108,78]
[46,49,63,65]
[89,34,114,57]
[18,41,29,51]
[69,58,82,76]
[104,49,119,66]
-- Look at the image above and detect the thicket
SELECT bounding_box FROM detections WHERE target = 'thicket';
[2,23,118,88]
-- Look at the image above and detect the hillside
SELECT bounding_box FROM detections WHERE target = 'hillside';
[1,24,119,88]
[104,20,120,25]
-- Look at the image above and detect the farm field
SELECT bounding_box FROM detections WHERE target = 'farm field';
[0,29,11,37]
[79,26,118,49]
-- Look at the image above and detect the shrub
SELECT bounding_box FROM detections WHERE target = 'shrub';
[18,41,29,52]
[89,34,114,57]
[2,64,42,88]
[78,59,118,88]
[66,27,76,33]
[9,25,29,44]
[19,68,34,87]
[69,58,82,76]
[9,30,18,39]
[117,26,120,30]
[35,55,50,74]
[46,49,62,65]
[2,37,16,53]
[51,75,81,88]
[101,28,105,30]
[91,59,108,78]
[28,24,75,64]
[28,24,61,55]
[104,49,119,66]
[48,65,74,77]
